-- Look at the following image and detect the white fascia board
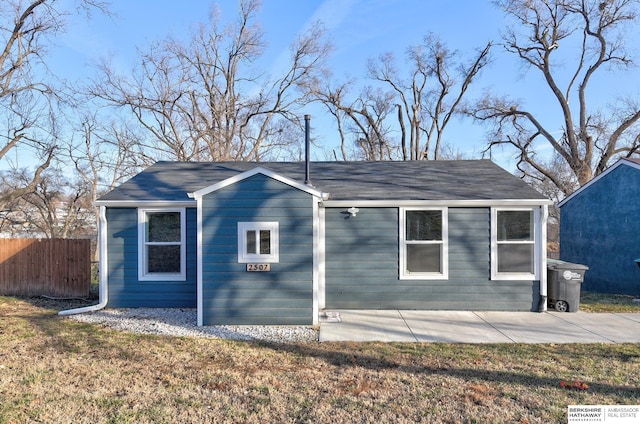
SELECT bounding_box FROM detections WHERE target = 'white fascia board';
[188,166,327,199]
[557,159,640,208]
[321,199,553,208]
[95,200,196,208]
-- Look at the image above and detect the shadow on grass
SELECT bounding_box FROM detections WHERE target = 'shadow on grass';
[19,294,98,311]
[1,296,151,362]
[5,296,639,404]
[257,341,640,401]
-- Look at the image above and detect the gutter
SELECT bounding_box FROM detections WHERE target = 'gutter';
[321,199,553,208]
[59,206,108,316]
[95,200,195,208]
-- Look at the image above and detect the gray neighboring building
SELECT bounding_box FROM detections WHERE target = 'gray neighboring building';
[95,160,552,325]
[559,158,640,295]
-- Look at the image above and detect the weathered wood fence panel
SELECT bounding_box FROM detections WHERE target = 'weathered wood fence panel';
[0,238,90,297]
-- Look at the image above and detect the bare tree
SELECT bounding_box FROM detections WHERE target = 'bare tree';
[315,34,490,161]
[312,79,396,160]
[92,0,330,162]
[309,79,351,160]
[370,35,492,160]
[0,168,94,238]
[473,0,640,195]
[64,112,144,255]
[0,0,108,208]
[28,172,93,239]
[70,112,144,197]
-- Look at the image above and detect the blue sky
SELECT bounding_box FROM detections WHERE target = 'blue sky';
[57,1,503,74]
[50,0,639,170]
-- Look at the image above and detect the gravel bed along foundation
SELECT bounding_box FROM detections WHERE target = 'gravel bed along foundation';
[66,308,319,343]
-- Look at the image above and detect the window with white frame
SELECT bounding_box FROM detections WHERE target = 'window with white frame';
[400,208,448,279]
[237,222,279,263]
[138,208,186,281]
[491,208,537,280]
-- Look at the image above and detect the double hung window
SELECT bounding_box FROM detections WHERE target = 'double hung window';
[491,208,537,280]
[138,208,186,281]
[400,208,448,279]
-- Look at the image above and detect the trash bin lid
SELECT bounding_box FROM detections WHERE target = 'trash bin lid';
[547,258,589,271]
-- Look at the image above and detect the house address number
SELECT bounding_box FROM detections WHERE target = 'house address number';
[247,264,270,272]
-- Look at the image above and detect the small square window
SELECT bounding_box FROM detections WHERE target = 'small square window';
[238,222,279,263]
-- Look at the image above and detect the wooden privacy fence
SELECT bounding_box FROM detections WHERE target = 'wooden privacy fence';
[0,238,90,297]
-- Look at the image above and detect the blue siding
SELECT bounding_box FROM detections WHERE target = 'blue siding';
[201,174,314,325]
[325,207,537,311]
[106,207,197,307]
[560,164,640,295]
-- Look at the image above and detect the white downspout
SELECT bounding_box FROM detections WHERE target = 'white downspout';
[59,205,108,316]
[195,195,203,327]
[312,197,325,326]
[538,204,548,312]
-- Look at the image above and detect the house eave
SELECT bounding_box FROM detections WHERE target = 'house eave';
[95,200,197,208]
[321,199,553,207]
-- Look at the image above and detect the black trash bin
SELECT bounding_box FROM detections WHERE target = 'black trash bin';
[547,259,589,312]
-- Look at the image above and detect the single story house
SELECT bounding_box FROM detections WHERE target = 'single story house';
[93,160,552,326]
[558,158,640,295]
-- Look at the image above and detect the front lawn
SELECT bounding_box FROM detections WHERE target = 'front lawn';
[1,296,639,423]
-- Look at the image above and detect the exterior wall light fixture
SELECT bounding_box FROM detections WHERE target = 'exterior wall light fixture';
[347,207,359,217]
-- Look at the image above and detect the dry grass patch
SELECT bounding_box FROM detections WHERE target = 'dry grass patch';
[1,296,639,423]
[580,292,640,312]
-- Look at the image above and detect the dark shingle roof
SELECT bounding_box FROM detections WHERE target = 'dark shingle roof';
[98,160,548,203]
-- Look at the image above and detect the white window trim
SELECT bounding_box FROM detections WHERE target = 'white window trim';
[490,207,538,281]
[399,207,448,280]
[237,222,279,263]
[138,208,187,281]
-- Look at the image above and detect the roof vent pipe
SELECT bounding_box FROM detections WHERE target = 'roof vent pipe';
[304,114,312,186]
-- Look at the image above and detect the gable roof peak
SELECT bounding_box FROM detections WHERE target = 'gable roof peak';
[558,157,640,207]
[188,166,326,199]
